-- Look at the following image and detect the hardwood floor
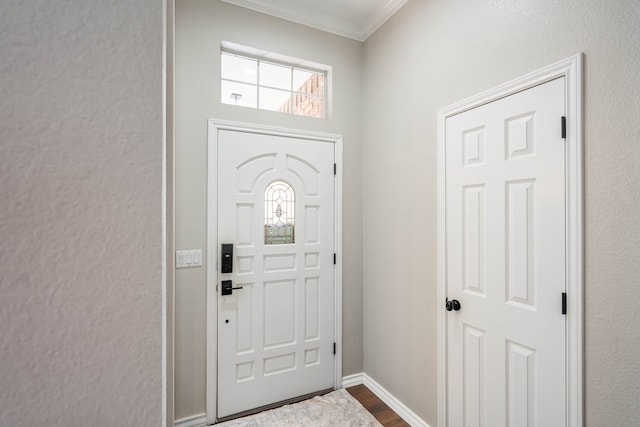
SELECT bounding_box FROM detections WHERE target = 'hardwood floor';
[347,385,411,427]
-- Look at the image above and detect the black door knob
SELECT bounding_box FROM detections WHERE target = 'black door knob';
[446,298,461,311]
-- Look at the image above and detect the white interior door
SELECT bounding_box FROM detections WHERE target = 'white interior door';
[445,77,567,426]
[216,129,335,419]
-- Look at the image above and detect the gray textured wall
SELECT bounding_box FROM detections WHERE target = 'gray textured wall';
[363,0,640,425]
[174,1,363,420]
[0,1,164,425]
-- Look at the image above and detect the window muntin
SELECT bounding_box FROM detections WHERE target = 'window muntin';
[221,51,326,118]
[221,80,257,108]
[259,87,290,111]
[264,181,295,245]
[260,62,290,90]
[221,54,257,84]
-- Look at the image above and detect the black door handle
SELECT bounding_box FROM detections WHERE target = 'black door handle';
[446,298,461,311]
[221,280,243,296]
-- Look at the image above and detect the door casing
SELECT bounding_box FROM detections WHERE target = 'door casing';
[436,54,584,427]
[206,120,344,423]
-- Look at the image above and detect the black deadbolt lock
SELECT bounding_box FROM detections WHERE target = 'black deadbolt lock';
[221,243,233,274]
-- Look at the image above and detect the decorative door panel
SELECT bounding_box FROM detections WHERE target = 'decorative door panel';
[445,77,566,426]
[217,130,335,418]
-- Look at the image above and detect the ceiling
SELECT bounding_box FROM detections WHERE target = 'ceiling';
[220,0,408,41]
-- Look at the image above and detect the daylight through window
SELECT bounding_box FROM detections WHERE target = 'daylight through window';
[264,181,295,245]
[221,51,326,118]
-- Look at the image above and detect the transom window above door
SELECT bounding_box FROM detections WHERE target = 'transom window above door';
[220,42,330,118]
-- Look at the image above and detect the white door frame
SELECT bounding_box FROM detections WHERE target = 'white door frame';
[206,119,343,423]
[436,54,584,427]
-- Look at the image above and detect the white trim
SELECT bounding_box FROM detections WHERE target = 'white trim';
[221,41,331,74]
[334,135,344,390]
[162,0,176,425]
[174,413,207,427]
[205,120,219,425]
[162,0,168,425]
[219,0,407,42]
[341,372,365,388]
[361,374,431,427]
[206,119,344,424]
[436,53,584,427]
[361,0,408,41]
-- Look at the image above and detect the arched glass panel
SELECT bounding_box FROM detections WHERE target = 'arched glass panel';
[264,181,295,245]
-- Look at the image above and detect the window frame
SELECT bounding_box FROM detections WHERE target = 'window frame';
[220,43,330,119]
[263,180,296,246]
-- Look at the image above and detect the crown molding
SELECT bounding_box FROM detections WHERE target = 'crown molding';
[220,0,408,42]
[361,0,408,40]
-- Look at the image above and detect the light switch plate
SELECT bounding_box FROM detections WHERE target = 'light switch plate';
[176,249,202,268]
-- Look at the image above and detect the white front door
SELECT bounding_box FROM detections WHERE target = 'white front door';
[216,129,336,419]
[445,77,567,426]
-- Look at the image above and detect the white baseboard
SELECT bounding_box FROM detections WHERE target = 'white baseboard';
[174,412,206,427]
[341,372,365,388]
[343,373,431,427]
[178,374,429,427]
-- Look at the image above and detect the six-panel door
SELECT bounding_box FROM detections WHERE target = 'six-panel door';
[445,78,567,426]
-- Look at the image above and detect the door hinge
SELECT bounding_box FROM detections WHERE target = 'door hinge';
[334,163,337,175]
[562,292,567,315]
[333,253,337,265]
[333,342,336,355]
[561,116,567,139]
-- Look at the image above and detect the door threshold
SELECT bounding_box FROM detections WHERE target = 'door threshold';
[214,388,334,424]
